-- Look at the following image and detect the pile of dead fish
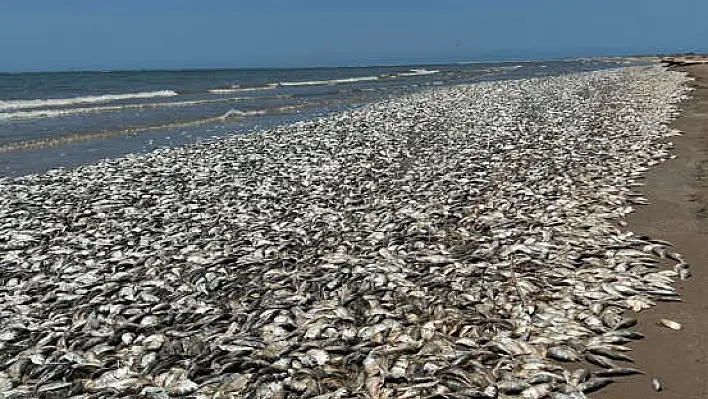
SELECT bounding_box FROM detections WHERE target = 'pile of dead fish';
[0,65,691,398]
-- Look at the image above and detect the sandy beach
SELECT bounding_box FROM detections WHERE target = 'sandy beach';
[594,63,708,398]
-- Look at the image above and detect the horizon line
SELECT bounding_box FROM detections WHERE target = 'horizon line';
[0,52,664,75]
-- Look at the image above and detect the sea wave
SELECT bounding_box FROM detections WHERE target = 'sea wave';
[0,104,310,152]
[396,68,441,77]
[499,65,524,71]
[0,97,251,121]
[207,86,275,94]
[207,75,383,93]
[275,75,380,87]
[0,90,388,153]
[204,71,441,94]
[0,90,179,111]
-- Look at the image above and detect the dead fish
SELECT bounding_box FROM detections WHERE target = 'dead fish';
[651,377,662,391]
[589,335,631,345]
[658,318,681,330]
[142,334,166,350]
[614,317,637,329]
[606,330,644,340]
[587,347,634,363]
[0,372,13,392]
[594,367,644,377]
[522,383,556,399]
[82,367,148,392]
[585,353,617,369]
[527,372,565,385]
[497,379,531,394]
[569,368,590,386]
[417,254,457,264]
[577,377,614,393]
[679,268,691,280]
[153,368,199,395]
[546,345,581,362]
[550,393,587,399]
[365,376,383,399]
[666,251,684,263]
[388,355,410,382]
[35,381,73,393]
[255,381,285,398]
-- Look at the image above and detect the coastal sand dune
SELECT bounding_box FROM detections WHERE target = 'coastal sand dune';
[0,66,692,397]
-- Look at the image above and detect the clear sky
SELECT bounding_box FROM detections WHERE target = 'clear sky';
[1,0,707,72]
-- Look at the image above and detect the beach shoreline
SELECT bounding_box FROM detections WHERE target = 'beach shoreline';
[0,65,694,397]
[0,60,634,179]
[594,64,708,398]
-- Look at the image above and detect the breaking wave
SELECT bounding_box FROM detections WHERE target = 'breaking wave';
[206,70,439,94]
[275,75,380,87]
[0,97,250,121]
[207,86,276,94]
[0,90,179,111]
[0,104,312,152]
[396,69,441,77]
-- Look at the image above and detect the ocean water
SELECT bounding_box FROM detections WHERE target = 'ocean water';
[0,59,636,177]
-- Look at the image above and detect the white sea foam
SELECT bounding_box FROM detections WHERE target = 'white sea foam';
[498,65,523,71]
[219,109,264,119]
[207,72,438,93]
[0,90,179,111]
[207,86,275,94]
[275,75,380,87]
[219,105,300,120]
[0,97,247,121]
[396,69,441,77]
[207,76,380,93]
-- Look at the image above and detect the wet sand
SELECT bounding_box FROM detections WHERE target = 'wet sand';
[595,64,708,398]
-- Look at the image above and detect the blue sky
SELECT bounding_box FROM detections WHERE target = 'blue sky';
[1,1,707,72]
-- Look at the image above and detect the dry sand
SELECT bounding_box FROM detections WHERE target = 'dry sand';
[594,64,708,398]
